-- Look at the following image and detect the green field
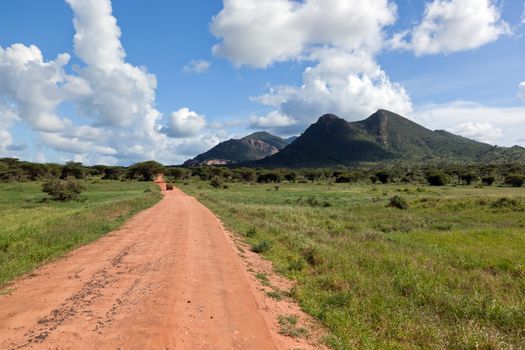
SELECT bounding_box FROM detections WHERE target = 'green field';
[182,181,525,349]
[0,180,161,286]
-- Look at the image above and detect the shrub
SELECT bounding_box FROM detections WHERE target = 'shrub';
[388,195,409,210]
[505,174,525,187]
[210,176,223,188]
[42,178,85,201]
[481,176,496,186]
[246,226,258,238]
[252,240,273,254]
[427,173,449,186]
[166,183,174,191]
[490,197,522,210]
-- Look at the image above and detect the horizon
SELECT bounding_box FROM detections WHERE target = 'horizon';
[1,0,524,166]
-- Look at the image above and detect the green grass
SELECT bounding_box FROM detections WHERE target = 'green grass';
[181,181,525,349]
[0,180,162,286]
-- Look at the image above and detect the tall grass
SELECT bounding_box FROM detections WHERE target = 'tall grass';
[183,181,525,349]
[0,180,161,286]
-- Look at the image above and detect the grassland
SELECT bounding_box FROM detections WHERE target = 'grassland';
[0,180,161,286]
[182,181,525,349]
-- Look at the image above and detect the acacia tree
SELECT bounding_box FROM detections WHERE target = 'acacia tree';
[127,161,165,181]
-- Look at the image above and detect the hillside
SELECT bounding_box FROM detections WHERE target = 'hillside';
[254,110,525,167]
[184,131,293,166]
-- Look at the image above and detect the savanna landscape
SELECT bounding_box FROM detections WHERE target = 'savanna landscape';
[1,0,525,349]
[1,156,525,349]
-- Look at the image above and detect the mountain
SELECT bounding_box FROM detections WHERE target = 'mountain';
[254,110,525,167]
[184,132,294,166]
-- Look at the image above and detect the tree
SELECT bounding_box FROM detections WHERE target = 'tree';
[102,167,125,180]
[505,174,525,187]
[127,161,165,181]
[257,172,282,183]
[460,173,479,185]
[166,167,190,180]
[61,162,85,179]
[481,176,496,186]
[375,171,390,184]
[284,172,297,183]
[427,173,449,186]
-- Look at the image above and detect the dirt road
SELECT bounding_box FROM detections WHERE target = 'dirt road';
[0,182,316,349]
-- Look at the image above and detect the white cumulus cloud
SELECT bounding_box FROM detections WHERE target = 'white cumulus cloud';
[163,108,207,138]
[183,60,211,74]
[0,44,75,132]
[393,0,510,55]
[447,122,504,144]
[249,111,297,129]
[211,0,397,68]
[413,101,525,146]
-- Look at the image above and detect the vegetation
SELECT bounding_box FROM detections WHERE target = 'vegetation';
[126,161,165,181]
[505,174,525,187]
[42,178,85,201]
[182,180,525,349]
[0,180,161,286]
[387,195,408,209]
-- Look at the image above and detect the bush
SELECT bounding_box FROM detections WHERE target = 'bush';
[166,183,174,191]
[388,195,409,210]
[210,176,223,188]
[252,240,273,254]
[505,174,525,187]
[42,178,85,201]
[490,197,522,210]
[481,176,496,186]
[427,173,449,186]
[246,226,258,238]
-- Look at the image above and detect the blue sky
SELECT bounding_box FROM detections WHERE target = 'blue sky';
[0,0,524,165]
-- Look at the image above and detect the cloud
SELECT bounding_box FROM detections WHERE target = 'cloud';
[183,60,211,74]
[249,111,297,129]
[40,132,117,156]
[447,122,503,144]
[519,81,525,100]
[0,44,75,132]
[393,0,510,55]
[0,0,217,165]
[0,105,18,153]
[413,101,525,146]
[212,0,411,131]
[162,108,207,138]
[211,0,397,68]
[66,0,125,70]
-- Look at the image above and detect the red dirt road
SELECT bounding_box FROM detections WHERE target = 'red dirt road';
[0,183,315,349]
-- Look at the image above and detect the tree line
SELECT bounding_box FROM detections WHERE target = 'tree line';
[1,157,523,187]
